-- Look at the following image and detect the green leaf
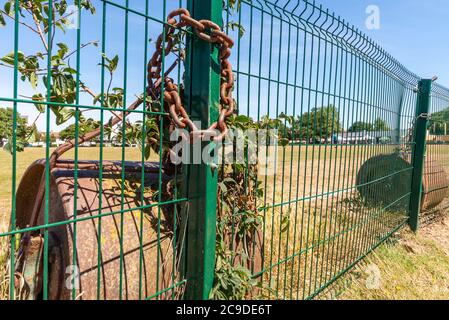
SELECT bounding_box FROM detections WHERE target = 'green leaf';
[77,0,96,14]
[56,0,67,16]
[235,115,251,124]
[57,43,69,58]
[52,107,74,125]
[4,2,11,16]
[109,55,119,73]
[144,144,151,160]
[63,67,77,74]
[226,21,245,38]
[0,51,24,65]
[30,72,38,89]
[281,213,290,234]
[43,5,50,18]
[32,94,45,113]
[93,94,101,105]
[55,21,66,33]
[279,138,290,147]
[218,182,228,194]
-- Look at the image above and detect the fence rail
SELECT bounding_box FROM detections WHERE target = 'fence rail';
[0,0,448,300]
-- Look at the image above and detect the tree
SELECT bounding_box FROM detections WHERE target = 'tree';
[29,124,43,143]
[39,132,57,144]
[373,118,390,131]
[0,107,30,152]
[428,107,449,135]
[348,121,373,132]
[297,105,341,142]
[348,118,390,132]
[59,118,101,141]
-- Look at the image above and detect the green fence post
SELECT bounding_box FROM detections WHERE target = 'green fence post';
[183,0,222,300]
[409,79,432,232]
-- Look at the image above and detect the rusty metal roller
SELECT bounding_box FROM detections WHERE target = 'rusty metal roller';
[14,160,178,300]
[13,159,264,300]
[421,157,449,211]
[356,153,449,213]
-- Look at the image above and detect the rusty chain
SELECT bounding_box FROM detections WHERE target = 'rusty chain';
[50,8,234,168]
[147,8,235,142]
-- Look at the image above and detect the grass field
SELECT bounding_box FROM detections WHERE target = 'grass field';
[0,144,448,300]
[0,144,396,208]
[0,147,159,202]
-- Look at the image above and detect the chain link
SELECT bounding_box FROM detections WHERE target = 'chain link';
[147,8,235,143]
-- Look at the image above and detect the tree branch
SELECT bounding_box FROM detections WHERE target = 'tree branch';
[80,83,124,121]
[0,9,40,34]
[27,3,49,51]
[64,41,99,60]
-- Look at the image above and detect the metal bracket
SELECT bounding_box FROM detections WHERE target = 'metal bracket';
[417,113,429,119]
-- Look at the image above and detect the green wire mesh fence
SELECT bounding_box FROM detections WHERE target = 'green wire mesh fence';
[1,0,193,300]
[428,84,449,172]
[0,0,448,301]
[221,0,420,300]
[421,84,449,219]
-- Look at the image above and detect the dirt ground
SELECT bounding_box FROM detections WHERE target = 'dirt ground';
[419,209,449,257]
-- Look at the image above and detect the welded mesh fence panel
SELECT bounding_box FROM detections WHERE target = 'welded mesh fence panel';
[423,84,449,214]
[220,0,421,300]
[2,0,449,302]
[428,84,449,171]
[0,0,190,300]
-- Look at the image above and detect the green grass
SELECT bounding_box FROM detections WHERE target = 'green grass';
[0,144,390,205]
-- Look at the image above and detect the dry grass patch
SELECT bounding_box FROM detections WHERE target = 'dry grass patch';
[257,193,407,300]
[320,210,449,300]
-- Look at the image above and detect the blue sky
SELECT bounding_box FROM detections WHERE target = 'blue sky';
[318,0,449,85]
[0,0,448,132]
